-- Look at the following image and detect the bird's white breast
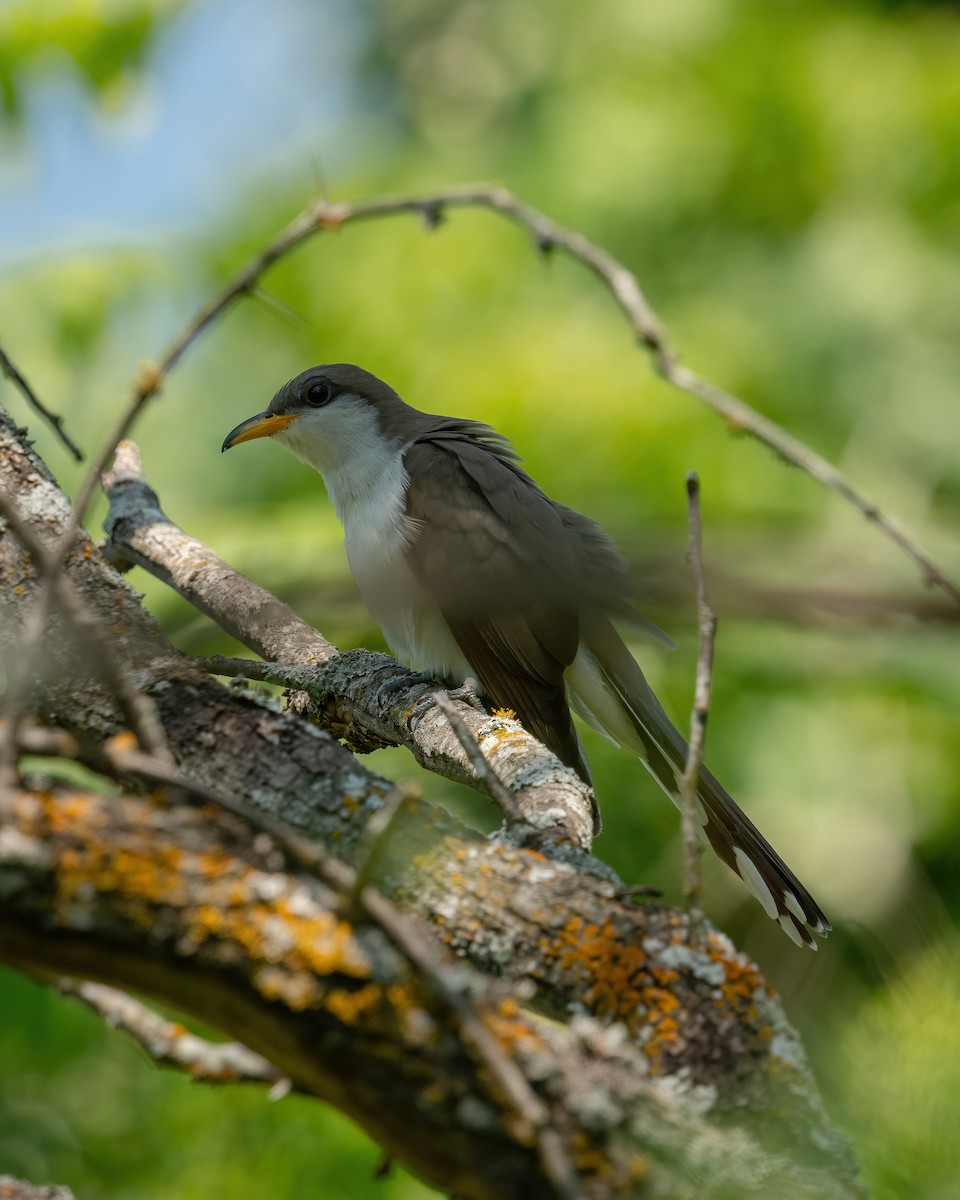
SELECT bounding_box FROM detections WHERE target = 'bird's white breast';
[337,459,471,680]
[279,405,470,681]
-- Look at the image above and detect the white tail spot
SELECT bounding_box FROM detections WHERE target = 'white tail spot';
[783,890,806,923]
[733,846,778,920]
[778,914,805,947]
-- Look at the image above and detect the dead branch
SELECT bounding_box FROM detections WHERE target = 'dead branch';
[54,979,285,1087]
[678,473,716,938]
[0,340,83,461]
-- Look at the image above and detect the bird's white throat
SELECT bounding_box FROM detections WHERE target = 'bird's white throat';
[272,395,402,521]
[273,397,467,677]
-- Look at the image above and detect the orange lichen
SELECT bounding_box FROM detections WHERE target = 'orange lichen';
[273,900,371,979]
[195,850,237,881]
[628,1156,648,1184]
[484,1009,547,1056]
[43,790,93,834]
[549,914,650,1021]
[569,1130,608,1176]
[492,707,517,719]
[326,982,387,1027]
[640,987,678,1018]
[705,933,771,1008]
[104,729,137,753]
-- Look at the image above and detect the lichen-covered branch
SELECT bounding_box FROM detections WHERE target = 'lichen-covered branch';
[0,780,859,1200]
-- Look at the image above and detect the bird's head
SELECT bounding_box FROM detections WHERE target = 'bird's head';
[221,363,414,477]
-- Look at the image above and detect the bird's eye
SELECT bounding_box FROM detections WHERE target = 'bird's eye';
[303,378,333,407]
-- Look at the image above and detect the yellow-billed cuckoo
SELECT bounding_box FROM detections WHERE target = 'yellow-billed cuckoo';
[223,363,829,948]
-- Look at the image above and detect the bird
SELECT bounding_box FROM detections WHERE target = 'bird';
[222,363,830,948]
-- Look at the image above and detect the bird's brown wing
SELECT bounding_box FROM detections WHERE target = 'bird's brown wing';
[403,435,588,781]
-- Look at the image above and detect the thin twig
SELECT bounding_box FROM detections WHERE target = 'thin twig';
[66,182,956,613]
[0,341,83,461]
[54,979,286,1088]
[69,197,323,541]
[0,575,54,795]
[678,473,717,943]
[432,690,528,828]
[315,186,960,605]
[194,655,317,688]
[349,783,410,903]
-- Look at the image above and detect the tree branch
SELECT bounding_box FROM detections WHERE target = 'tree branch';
[54,979,286,1088]
[0,340,83,461]
[0,778,862,1199]
[678,474,716,940]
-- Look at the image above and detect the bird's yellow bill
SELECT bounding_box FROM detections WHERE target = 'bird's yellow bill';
[221,411,298,451]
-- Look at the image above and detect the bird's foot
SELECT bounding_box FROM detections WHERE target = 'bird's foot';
[444,676,487,713]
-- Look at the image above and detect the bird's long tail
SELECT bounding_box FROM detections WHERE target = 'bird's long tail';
[571,617,830,948]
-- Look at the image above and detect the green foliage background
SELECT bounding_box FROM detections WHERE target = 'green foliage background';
[1,1,959,1196]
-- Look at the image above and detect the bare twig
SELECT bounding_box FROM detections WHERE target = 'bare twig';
[55,979,286,1087]
[349,783,411,901]
[310,185,960,605]
[0,341,83,461]
[678,473,717,942]
[102,440,337,664]
[432,690,527,828]
[69,196,326,540]
[63,182,956,613]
